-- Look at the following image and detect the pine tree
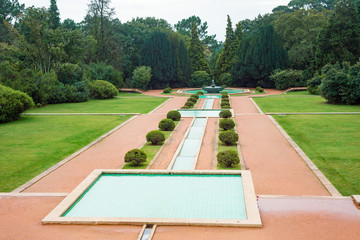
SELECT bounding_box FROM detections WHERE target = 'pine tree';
[188,22,211,74]
[49,0,60,29]
[233,21,243,51]
[214,15,235,79]
[316,0,360,68]
[142,31,176,89]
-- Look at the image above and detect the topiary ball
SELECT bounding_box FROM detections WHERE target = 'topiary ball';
[158,119,175,131]
[217,150,240,167]
[188,97,197,103]
[219,110,232,118]
[146,130,165,145]
[163,87,172,93]
[221,91,229,96]
[220,102,231,107]
[219,131,238,146]
[221,98,230,103]
[181,106,190,109]
[191,94,199,99]
[221,95,229,99]
[167,110,181,121]
[185,101,194,107]
[124,149,147,166]
[196,91,204,95]
[219,118,235,130]
[221,104,231,109]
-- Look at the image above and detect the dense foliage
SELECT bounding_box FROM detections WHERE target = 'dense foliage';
[219,118,235,130]
[187,71,210,88]
[219,131,239,145]
[219,110,232,118]
[158,119,175,131]
[270,69,305,90]
[217,150,240,167]
[130,66,152,91]
[89,80,118,99]
[124,149,147,166]
[146,130,165,145]
[167,110,181,121]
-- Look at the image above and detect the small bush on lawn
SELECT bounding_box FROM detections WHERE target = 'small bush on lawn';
[191,94,199,99]
[167,110,181,121]
[159,119,175,131]
[0,85,34,123]
[256,86,264,93]
[217,150,240,167]
[221,102,231,107]
[221,98,230,103]
[124,149,147,166]
[181,106,190,109]
[196,91,204,95]
[188,97,197,103]
[219,110,232,118]
[221,105,231,109]
[219,131,238,145]
[219,119,235,130]
[185,101,194,108]
[222,91,228,96]
[89,80,119,99]
[163,87,172,93]
[146,130,165,145]
[221,94,229,99]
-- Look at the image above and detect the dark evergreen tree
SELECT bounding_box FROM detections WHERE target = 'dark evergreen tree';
[49,0,60,29]
[233,21,243,51]
[231,25,288,87]
[316,0,360,68]
[188,23,211,74]
[168,32,192,87]
[142,31,176,89]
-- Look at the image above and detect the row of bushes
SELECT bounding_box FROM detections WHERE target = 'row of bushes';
[221,91,231,109]
[270,69,306,90]
[124,110,181,166]
[181,94,200,109]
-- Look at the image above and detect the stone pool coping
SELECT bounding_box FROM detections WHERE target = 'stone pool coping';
[42,169,262,227]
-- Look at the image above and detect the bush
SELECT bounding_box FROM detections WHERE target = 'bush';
[219,119,235,130]
[187,71,211,88]
[124,149,147,166]
[65,81,90,103]
[220,102,231,108]
[158,119,175,131]
[185,101,194,108]
[191,94,199,99]
[221,105,231,109]
[196,91,204,95]
[219,73,233,87]
[146,130,165,145]
[89,80,119,99]
[57,63,83,85]
[217,150,240,167]
[307,74,322,95]
[219,131,239,146]
[167,110,181,121]
[131,66,152,91]
[188,97,197,103]
[163,87,172,93]
[85,62,124,88]
[181,106,190,109]
[270,69,305,90]
[0,85,34,123]
[219,110,232,118]
[221,98,230,103]
[221,91,228,96]
[256,86,265,93]
[221,95,229,99]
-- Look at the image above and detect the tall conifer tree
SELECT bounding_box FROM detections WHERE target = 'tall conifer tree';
[233,21,243,51]
[188,22,211,74]
[49,0,60,29]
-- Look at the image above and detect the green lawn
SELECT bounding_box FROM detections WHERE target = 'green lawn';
[117,92,156,97]
[0,115,131,192]
[253,96,360,113]
[217,130,241,170]
[285,90,312,95]
[274,115,360,196]
[26,97,168,114]
[123,122,179,169]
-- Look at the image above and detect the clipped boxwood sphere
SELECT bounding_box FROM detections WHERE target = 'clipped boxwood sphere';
[188,97,197,103]
[167,110,181,121]
[221,98,230,103]
[191,94,199,99]
[219,131,238,145]
[219,110,232,118]
[221,94,229,99]
[89,80,119,99]
[159,118,175,131]
[124,149,147,166]
[185,101,194,107]
[220,102,231,107]
[181,106,190,109]
[217,150,240,167]
[219,118,235,130]
[163,87,172,93]
[221,104,231,109]
[221,91,228,96]
[196,91,204,95]
[146,130,165,145]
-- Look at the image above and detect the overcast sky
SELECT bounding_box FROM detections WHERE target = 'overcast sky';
[19,0,289,41]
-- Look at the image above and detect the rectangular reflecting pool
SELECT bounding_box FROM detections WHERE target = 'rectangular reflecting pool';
[178,109,222,117]
[43,170,262,227]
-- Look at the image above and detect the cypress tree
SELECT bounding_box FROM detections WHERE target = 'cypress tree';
[49,0,60,29]
[215,15,235,79]
[188,22,211,74]
[233,21,243,51]
[316,0,360,68]
[142,31,176,89]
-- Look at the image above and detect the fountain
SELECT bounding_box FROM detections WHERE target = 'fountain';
[202,80,224,94]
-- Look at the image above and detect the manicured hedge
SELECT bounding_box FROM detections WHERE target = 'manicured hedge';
[158,119,175,131]
[219,118,235,130]
[167,110,181,121]
[219,131,238,145]
[124,149,147,166]
[89,80,119,99]
[146,130,165,145]
[219,110,232,118]
[217,150,240,167]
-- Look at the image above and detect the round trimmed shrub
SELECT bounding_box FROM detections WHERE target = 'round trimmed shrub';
[196,91,204,95]
[167,110,181,121]
[219,110,232,118]
[217,150,240,167]
[221,91,228,96]
[146,130,165,145]
[89,80,119,99]
[185,101,194,107]
[191,94,199,99]
[158,119,175,131]
[256,86,265,93]
[222,105,231,109]
[188,97,197,103]
[0,85,34,123]
[221,98,230,103]
[163,87,172,93]
[221,94,229,99]
[221,102,231,107]
[181,106,190,109]
[124,149,147,166]
[219,131,238,145]
[219,119,235,130]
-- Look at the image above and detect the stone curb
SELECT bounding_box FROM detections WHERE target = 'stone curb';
[267,112,360,115]
[147,98,172,115]
[249,98,264,114]
[11,115,139,193]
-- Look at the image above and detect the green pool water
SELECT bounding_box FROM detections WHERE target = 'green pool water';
[178,109,221,117]
[63,173,247,220]
[184,89,245,94]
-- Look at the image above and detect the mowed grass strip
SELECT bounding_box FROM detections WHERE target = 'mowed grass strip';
[123,122,180,169]
[0,115,131,192]
[253,96,360,113]
[26,97,168,114]
[274,115,360,196]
